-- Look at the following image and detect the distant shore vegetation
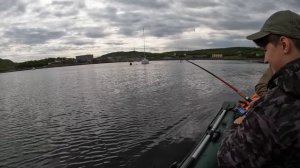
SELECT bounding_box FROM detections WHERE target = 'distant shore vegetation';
[0,47,263,73]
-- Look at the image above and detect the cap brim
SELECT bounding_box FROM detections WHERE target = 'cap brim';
[246,31,270,40]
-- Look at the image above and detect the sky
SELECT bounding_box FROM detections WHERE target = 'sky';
[1,0,300,62]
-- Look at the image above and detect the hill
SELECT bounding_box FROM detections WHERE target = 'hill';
[96,47,263,62]
[16,58,56,69]
[0,58,16,72]
[96,51,151,63]
[175,47,263,58]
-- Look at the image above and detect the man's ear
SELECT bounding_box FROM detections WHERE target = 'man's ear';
[280,36,291,54]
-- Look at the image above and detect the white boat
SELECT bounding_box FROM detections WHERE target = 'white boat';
[141,58,149,64]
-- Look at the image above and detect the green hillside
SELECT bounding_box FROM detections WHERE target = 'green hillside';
[96,51,151,63]
[96,47,263,62]
[16,58,56,69]
[179,47,263,58]
[0,58,16,72]
[0,57,74,73]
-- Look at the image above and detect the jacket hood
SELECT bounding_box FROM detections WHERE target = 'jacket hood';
[268,58,300,96]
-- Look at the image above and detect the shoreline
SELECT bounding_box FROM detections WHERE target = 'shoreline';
[0,58,265,74]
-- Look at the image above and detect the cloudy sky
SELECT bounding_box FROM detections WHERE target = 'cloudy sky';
[1,0,300,62]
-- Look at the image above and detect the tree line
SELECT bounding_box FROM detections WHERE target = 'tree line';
[0,47,263,73]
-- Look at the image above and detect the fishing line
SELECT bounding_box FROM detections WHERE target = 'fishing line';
[185,60,251,102]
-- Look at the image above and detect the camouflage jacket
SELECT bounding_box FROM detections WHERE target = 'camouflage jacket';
[218,58,300,168]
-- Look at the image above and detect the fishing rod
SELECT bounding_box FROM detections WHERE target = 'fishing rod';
[185,60,251,102]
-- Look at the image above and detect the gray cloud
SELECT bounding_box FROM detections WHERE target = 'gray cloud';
[0,0,26,16]
[4,27,65,44]
[88,5,198,37]
[1,0,300,62]
[215,20,262,31]
[0,0,24,12]
[51,1,75,6]
[288,0,300,8]
[84,29,108,38]
[147,23,192,37]
[110,0,170,9]
[35,0,85,18]
[105,42,126,46]
[88,0,269,39]
[88,8,143,36]
[52,1,86,17]
[178,0,220,8]
[63,38,95,46]
[68,26,110,38]
[166,35,255,51]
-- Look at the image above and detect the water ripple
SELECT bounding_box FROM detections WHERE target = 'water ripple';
[0,61,267,167]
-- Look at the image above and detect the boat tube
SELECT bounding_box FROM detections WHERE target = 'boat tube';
[171,101,236,168]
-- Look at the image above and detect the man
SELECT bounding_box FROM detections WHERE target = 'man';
[218,10,300,168]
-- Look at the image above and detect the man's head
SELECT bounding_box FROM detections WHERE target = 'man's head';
[247,10,300,73]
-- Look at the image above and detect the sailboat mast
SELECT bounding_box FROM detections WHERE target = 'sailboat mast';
[143,27,145,58]
[141,27,149,64]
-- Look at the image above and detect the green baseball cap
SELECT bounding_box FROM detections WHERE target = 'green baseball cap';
[247,10,300,40]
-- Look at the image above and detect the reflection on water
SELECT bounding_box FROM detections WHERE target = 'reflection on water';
[0,60,267,168]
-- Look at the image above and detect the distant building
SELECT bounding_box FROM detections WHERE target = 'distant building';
[76,54,93,63]
[211,54,223,58]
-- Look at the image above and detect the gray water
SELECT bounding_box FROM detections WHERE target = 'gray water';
[0,60,267,168]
